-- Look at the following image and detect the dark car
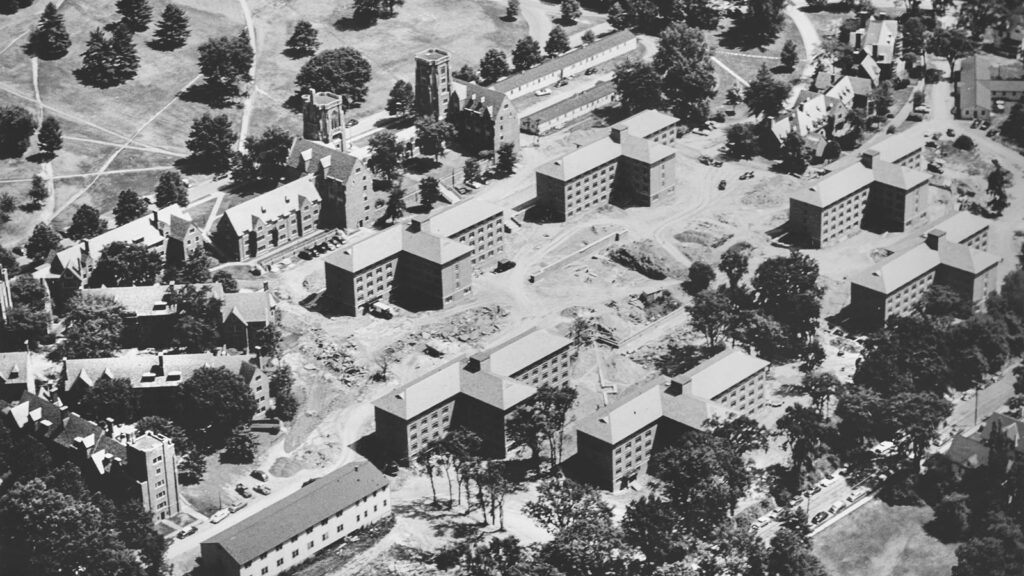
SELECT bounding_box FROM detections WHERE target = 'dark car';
[236,483,253,498]
[253,484,271,496]
[981,121,991,130]
[584,67,597,75]
[812,511,829,524]
[251,470,270,482]
[988,128,1000,137]
[495,259,517,273]
[345,118,358,128]
[970,119,980,129]
[712,160,723,167]
[946,128,956,137]
[555,78,569,87]
[718,180,727,190]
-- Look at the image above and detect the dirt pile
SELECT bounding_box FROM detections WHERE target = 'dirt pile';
[299,328,367,384]
[608,240,686,280]
[606,289,682,325]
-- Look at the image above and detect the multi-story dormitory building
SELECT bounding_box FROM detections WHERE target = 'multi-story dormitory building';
[60,352,273,418]
[201,462,390,576]
[373,327,572,461]
[849,212,1001,330]
[214,177,324,262]
[33,204,202,297]
[536,109,679,221]
[573,347,767,490]
[323,197,505,315]
[788,131,930,248]
[0,391,180,519]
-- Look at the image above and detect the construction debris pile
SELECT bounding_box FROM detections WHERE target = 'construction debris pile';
[299,328,366,384]
[608,240,685,280]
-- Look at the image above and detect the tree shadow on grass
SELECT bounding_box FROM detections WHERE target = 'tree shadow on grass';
[333,17,373,32]
[179,82,240,109]
[24,152,51,164]
[717,20,778,52]
[404,157,440,175]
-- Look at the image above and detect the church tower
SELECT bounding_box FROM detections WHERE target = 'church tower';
[415,48,452,119]
[303,89,347,149]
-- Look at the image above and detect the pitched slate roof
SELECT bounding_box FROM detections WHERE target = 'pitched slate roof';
[537,137,621,181]
[851,242,941,294]
[672,348,770,401]
[63,353,262,392]
[927,212,989,245]
[204,462,388,566]
[325,225,404,273]
[452,81,510,118]
[287,138,363,183]
[82,284,224,317]
[791,162,876,208]
[221,290,276,324]
[476,326,572,377]
[401,229,473,265]
[0,352,31,387]
[936,241,1000,274]
[373,359,464,419]
[222,177,321,236]
[416,198,504,239]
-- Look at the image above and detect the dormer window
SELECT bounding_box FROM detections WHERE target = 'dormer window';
[141,372,156,383]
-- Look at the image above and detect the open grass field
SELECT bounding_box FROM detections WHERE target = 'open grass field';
[814,499,957,576]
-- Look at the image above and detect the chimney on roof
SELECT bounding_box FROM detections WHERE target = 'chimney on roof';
[156,352,165,376]
[407,220,422,233]
[925,229,946,250]
[861,149,880,168]
[304,88,316,103]
[466,352,491,373]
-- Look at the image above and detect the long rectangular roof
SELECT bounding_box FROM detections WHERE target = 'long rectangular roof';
[536,137,621,181]
[63,353,260,391]
[620,133,675,164]
[576,378,666,444]
[851,242,941,293]
[325,225,404,273]
[476,326,572,377]
[791,162,875,208]
[610,109,678,138]
[672,348,770,401]
[82,283,224,316]
[525,81,617,124]
[372,359,464,419]
[222,177,321,236]
[865,131,922,163]
[203,462,388,566]
[491,30,637,94]
[927,211,989,244]
[418,198,504,238]
[401,229,473,264]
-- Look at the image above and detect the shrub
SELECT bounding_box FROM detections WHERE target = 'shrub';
[953,134,975,150]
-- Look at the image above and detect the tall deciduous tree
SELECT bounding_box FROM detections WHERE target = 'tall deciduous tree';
[512,36,543,71]
[25,222,60,261]
[383,181,407,222]
[285,20,319,57]
[78,377,137,423]
[167,284,223,352]
[152,4,190,50]
[154,170,189,207]
[545,26,571,56]
[479,49,510,84]
[177,365,257,439]
[386,79,414,117]
[185,113,237,174]
[560,0,581,23]
[506,0,520,19]
[414,115,455,160]
[745,64,790,117]
[929,27,976,73]
[496,142,517,175]
[776,403,825,476]
[198,32,254,97]
[419,176,442,209]
[367,130,404,181]
[295,47,373,104]
[686,288,736,346]
[113,189,149,225]
[28,175,49,206]
[655,23,716,124]
[234,126,293,182]
[66,205,108,240]
[90,241,163,287]
[613,60,663,113]
[28,2,72,60]
[524,477,611,534]
[60,294,126,358]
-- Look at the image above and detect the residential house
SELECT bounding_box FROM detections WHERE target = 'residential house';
[946,413,1024,470]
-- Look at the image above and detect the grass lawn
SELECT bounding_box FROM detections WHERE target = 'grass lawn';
[246,0,530,137]
[814,499,957,576]
[801,4,855,39]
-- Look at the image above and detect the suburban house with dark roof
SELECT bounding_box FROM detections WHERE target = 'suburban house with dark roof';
[60,352,272,418]
[200,462,390,576]
[286,138,375,230]
[213,177,324,262]
[536,109,679,221]
[945,413,1024,471]
[788,131,930,248]
[0,391,180,519]
[80,283,277,351]
[33,205,201,296]
[373,327,572,461]
[846,18,905,81]
[849,212,1000,330]
[323,197,505,316]
[0,351,35,401]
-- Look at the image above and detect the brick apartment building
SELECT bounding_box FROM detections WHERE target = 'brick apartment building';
[788,132,930,248]
[849,212,1000,329]
[673,348,771,418]
[201,462,390,576]
[81,283,276,351]
[0,392,180,519]
[323,198,504,316]
[60,352,272,419]
[0,351,35,401]
[34,205,201,296]
[536,109,679,221]
[214,177,324,262]
[373,327,572,461]
[286,138,375,230]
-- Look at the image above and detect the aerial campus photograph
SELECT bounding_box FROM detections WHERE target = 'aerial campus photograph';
[3,0,1024,575]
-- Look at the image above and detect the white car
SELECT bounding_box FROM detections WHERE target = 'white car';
[210,509,230,524]
[913,105,930,114]
[534,89,552,96]
[692,128,710,136]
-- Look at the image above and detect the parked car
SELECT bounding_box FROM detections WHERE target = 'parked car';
[254,484,272,496]
[828,500,846,514]
[946,128,956,137]
[210,509,230,524]
[228,500,248,513]
[988,128,1000,137]
[236,483,253,498]
[981,120,992,130]
[717,179,727,190]
[495,259,517,273]
[970,119,980,129]
[925,140,938,148]
[712,160,723,168]
[345,118,358,128]
[369,301,394,319]
[812,511,829,524]
[915,106,931,114]
[927,162,944,174]
[177,525,199,539]
[534,88,552,96]
[699,155,713,165]
[584,67,597,75]
[554,78,569,88]
[692,128,710,136]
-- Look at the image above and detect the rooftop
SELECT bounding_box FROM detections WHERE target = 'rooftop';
[927,212,989,244]
[401,229,474,264]
[864,131,923,163]
[417,198,504,238]
[203,462,388,566]
[372,359,464,419]
[524,81,617,125]
[850,242,941,294]
[672,348,770,401]
[791,162,875,208]
[222,177,321,236]
[325,225,404,273]
[475,326,572,377]
[620,133,675,164]
[0,351,31,385]
[491,30,637,94]
[63,352,262,392]
[536,136,621,181]
[82,283,224,317]
[416,47,450,62]
[610,109,678,138]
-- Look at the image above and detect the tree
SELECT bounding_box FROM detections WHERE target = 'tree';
[285,20,319,57]
[419,176,442,209]
[686,289,735,346]
[726,85,744,108]
[512,36,543,71]
[706,414,769,454]
[546,26,571,57]
[669,0,720,29]
[152,3,190,50]
[220,427,257,463]
[540,513,634,576]
[0,193,15,216]
[463,158,481,184]
[25,222,60,261]
[78,377,137,423]
[479,49,510,84]
[212,270,238,292]
[269,366,298,421]
[384,181,407,222]
[0,244,16,271]
[235,126,292,182]
[607,2,632,30]
[684,261,716,294]
[66,205,108,241]
[176,249,212,283]
[506,0,519,19]
[110,22,141,82]
[929,27,976,73]
[524,477,611,534]
[776,403,824,476]
[744,0,787,40]
[60,294,125,358]
[453,64,477,82]
[655,24,717,124]
[136,416,191,453]
[177,366,257,438]
[295,47,373,104]
[496,142,517,175]
[75,28,121,88]
[613,60,663,114]
[386,79,414,117]
[724,123,760,159]
[414,115,455,160]
[780,39,799,70]
[560,0,581,24]
[719,249,748,289]
[198,33,254,97]
[352,0,382,24]
[0,105,37,159]
[767,528,828,576]
[167,284,223,352]
[871,79,895,116]
[113,189,149,225]
[988,163,1012,216]
[919,284,972,319]
[367,130,404,181]
[581,29,596,44]
[1001,103,1024,146]
[116,0,152,32]
[28,3,71,60]
[27,174,48,207]
[154,170,189,207]
[186,113,236,174]
[91,241,163,287]
[779,130,811,174]
[36,115,62,156]
[745,64,790,118]
[951,512,1024,576]
[796,371,840,416]
[506,383,577,463]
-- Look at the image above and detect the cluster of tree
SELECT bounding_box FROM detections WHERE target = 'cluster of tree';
[608,0,719,34]
[89,240,163,287]
[613,22,716,125]
[352,0,405,26]
[74,23,140,89]
[0,0,34,16]
[506,383,578,465]
[269,365,299,420]
[0,105,38,159]
[295,47,373,105]
[285,20,320,58]
[197,29,254,101]
[231,126,293,184]
[986,162,1012,217]
[0,275,50,349]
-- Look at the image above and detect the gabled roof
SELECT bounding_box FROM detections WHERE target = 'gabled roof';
[860,55,881,85]
[452,81,510,118]
[0,352,30,386]
[525,81,617,125]
[610,109,678,138]
[63,353,263,392]
[866,131,923,163]
[872,160,930,190]
[373,359,464,419]
[204,462,388,566]
[620,133,675,164]
[791,162,875,208]
[221,291,276,324]
[536,137,621,181]
[222,177,321,237]
[851,242,940,294]
[401,229,473,264]
[459,370,536,411]
[927,212,989,245]
[82,284,225,317]
[325,225,404,273]
[672,348,770,401]
[937,241,1000,274]
[863,19,899,63]
[416,198,504,239]
[287,138,363,183]
[475,326,572,377]
[491,30,637,94]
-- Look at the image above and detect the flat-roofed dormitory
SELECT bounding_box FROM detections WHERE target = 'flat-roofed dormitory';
[372,327,572,462]
[201,462,390,576]
[536,109,679,222]
[849,212,1000,330]
[788,131,930,248]
[323,198,505,316]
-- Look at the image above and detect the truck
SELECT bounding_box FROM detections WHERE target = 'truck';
[369,301,394,319]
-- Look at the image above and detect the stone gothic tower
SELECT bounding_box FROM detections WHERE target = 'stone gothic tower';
[414,48,452,119]
[303,89,347,148]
